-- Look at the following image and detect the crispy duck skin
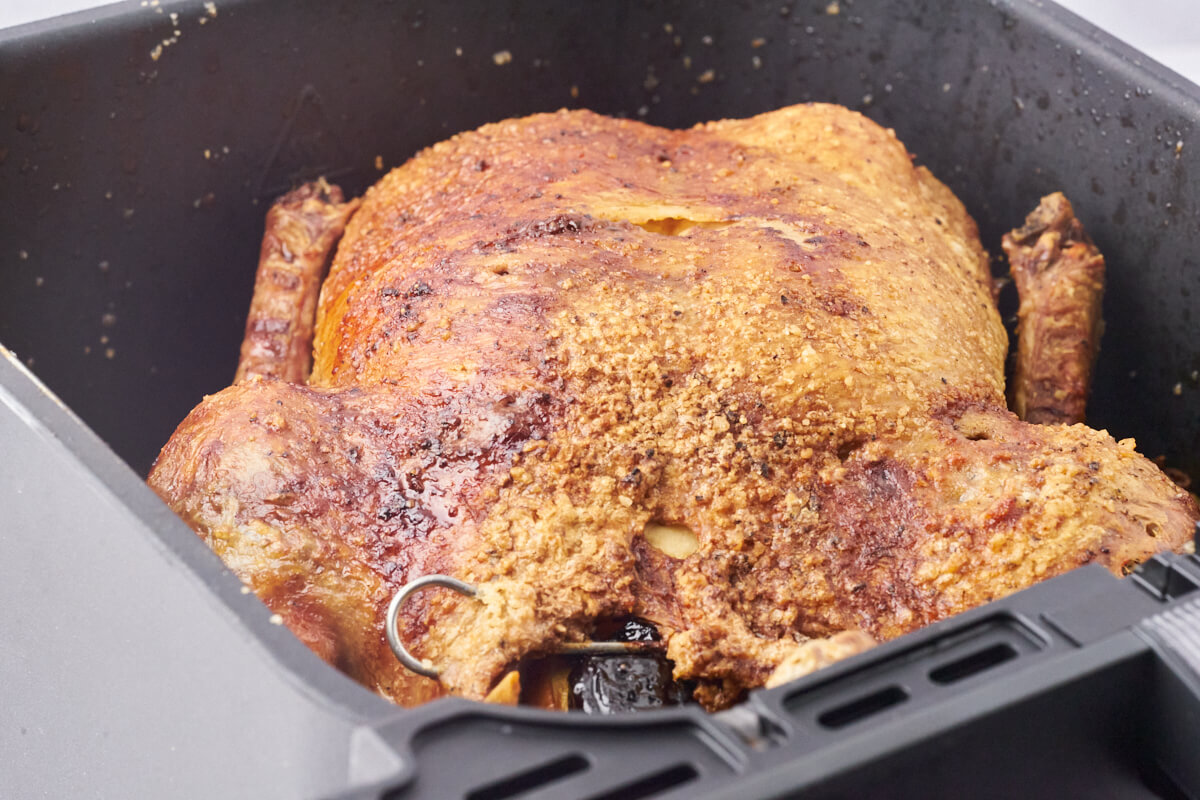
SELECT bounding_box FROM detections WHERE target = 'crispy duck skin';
[149,105,1199,710]
[235,178,360,384]
[1003,192,1105,425]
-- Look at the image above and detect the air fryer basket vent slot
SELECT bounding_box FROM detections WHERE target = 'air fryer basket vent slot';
[928,642,1019,685]
[582,763,699,800]
[465,753,590,800]
[817,685,909,729]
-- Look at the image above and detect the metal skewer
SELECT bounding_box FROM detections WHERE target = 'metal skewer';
[555,641,662,655]
[385,574,477,679]
[386,574,664,679]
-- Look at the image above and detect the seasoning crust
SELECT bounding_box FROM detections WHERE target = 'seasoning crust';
[150,105,1198,708]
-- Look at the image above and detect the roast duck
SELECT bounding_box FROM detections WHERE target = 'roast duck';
[149,104,1199,711]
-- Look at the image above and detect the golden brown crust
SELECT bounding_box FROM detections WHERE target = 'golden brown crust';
[1003,192,1105,425]
[236,179,360,384]
[765,631,877,689]
[150,105,1199,710]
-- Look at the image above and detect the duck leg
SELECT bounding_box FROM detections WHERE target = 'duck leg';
[235,179,359,384]
[1003,192,1105,425]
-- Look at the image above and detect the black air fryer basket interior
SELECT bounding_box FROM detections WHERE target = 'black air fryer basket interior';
[2,1,1200,798]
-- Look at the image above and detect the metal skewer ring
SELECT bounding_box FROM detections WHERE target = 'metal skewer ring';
[385,574,478,679]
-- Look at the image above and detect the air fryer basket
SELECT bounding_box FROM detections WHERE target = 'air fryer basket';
[2,1,1199,798]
